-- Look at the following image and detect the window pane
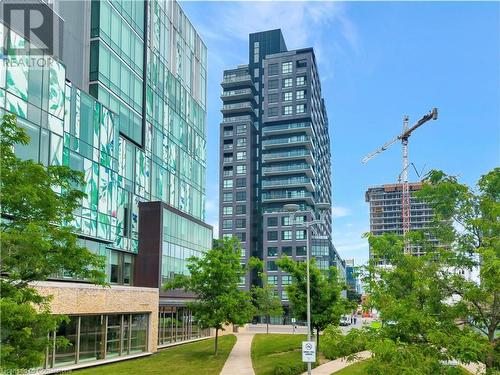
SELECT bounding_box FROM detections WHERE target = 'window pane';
[79,315,104,362]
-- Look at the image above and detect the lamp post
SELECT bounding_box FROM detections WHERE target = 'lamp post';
[284,202,330,375]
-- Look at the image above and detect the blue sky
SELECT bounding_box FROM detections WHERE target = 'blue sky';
[181,1,500,266]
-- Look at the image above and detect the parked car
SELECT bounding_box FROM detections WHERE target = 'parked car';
[339,315,351,326]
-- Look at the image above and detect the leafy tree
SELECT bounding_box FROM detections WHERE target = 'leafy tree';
[417,168,500,372]
[165,237,255,355]
[356,168,499,374]
[276,257,348,350]
[346,289,362,304]
[364,233,487,374]
[249,257,283,333]
[0,114,106,370]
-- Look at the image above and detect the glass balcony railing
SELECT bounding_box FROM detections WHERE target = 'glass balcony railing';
[222,75,252,84]
[263,122,311,133]
[263,149,313,161]
[262,177,313,187]
[222,102,254,111]
[262,164,312,174]
[262,135,312,147]
[222,115,253,123]
[221,88,253,97]
[262,190,313,201]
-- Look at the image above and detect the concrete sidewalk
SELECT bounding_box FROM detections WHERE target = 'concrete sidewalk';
[301,351,372,375]
[219,333,255,375]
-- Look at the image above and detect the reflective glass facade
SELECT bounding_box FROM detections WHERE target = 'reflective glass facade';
[158,306,210,346]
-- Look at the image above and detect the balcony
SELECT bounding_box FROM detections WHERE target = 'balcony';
[262,135,313,150]
[221,74,253,88]
[221,102,255,115]
[262,164,315,178]
[262,190,315,205]
[262,177,315,192]
[262,122,313,136]
[222,114,253,124]
[262,149,315,164]
[221,88,254,101]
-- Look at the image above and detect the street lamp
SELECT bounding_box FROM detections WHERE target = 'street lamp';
[284,202,330,375]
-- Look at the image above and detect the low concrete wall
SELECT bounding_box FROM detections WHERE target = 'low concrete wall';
[33,281,160,352]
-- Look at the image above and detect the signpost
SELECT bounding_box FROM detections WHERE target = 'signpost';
[302,341,316,363]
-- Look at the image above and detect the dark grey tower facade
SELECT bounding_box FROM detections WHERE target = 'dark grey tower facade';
[219,30,342,315]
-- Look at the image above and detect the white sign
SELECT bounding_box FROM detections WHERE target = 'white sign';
[291,318,296,323]
[302,341,316,363]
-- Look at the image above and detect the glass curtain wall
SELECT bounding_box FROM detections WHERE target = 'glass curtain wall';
[157,306,210,346]
[44,313,148,369]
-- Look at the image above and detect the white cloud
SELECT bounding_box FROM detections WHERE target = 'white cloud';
[332,206,350,218]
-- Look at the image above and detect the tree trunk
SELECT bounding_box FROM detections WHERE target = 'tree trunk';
[316,328,320,352]
[214,328,219,356]
[266,315,269,334]
[486,326,495,371]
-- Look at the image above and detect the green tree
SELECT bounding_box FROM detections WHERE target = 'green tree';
[165,237,255,355]
[276,257,348,350]
[358,168,499,374]
[417,168,500,372]
[249,257,283,334]
[0,114,106,370]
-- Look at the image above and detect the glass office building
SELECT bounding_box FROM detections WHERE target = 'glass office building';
[1,0,211,370]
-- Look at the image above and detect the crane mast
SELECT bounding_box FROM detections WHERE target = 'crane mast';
[362,108,438,253]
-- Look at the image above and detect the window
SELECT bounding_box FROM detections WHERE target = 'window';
[223,206,233,215]
[223,233,232,239]
[236,165,246,174]
[254,41,259,63]
[282,290,288,300]
[222,220,233,229]
[268,93,279,103]
[223,192,233,202]
[236,205,246,215]
[282,61,293,74]
[296,246,307,256]
[236,151,246,161]
[267,231,278,241]
[223,153,233,163]
[268,107,278,117]
[223,179,233,188]
[296,76,306,86]
[282,275,292,285]
[236,191,246,201]
[281,216,290,226]
[267,247,278,257]
[282,246,292,256]
[283,91,293,102]
[296,90,306,100]
[236,219,246,228]
[236,178,246,188]
[283,106,293,116]
[282,78,292,88]
[282,231,292,240]
[268,80,279,90]
[267,217,278,227]
[296,59,307,68]
[223,167,233,177]
[223,140,233,150]
[296,104,306,114]
[268,275,278,285]
[268,63,279,76]
[267,261,278,271]
[235,232,246,242]
[236,124,247,134]
[236,138,247,147]
[296,230,307,240]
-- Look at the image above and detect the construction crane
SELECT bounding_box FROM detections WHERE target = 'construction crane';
[362,108,438,253]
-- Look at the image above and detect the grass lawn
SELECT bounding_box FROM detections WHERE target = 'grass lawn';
[251,334,328,375]
[75,335,236,375]
[330,359,473,375]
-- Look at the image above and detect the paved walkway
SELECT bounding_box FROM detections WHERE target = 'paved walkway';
[301,351,372,375]
[219,333,255,375]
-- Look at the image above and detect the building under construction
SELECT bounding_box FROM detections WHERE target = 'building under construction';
[365,182,437,261]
